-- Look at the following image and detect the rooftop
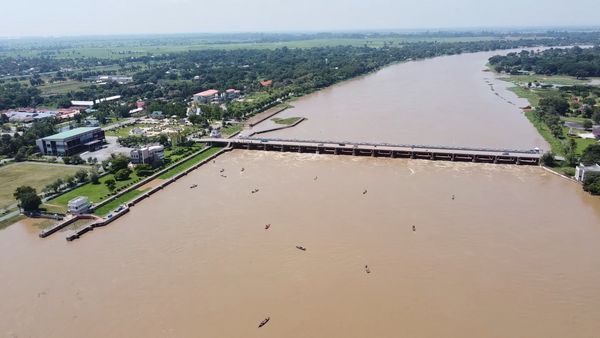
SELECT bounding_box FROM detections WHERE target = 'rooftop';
[194,89,219,97]
[41,127,101,141]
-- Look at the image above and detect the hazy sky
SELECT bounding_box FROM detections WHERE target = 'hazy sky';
[2,0,600,37]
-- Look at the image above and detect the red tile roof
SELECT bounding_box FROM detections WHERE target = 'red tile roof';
[194,89,219,97]
[260,80,273,87]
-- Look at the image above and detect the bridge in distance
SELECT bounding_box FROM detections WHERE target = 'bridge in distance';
[199,137,542,165]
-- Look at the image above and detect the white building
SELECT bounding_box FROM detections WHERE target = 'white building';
[131,145,165,164]
[68,196,91,215]
[193,89,220,104]
[575,163,600,182]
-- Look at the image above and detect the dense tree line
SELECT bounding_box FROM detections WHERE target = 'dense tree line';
[489,46,600,77]
[0,119,56,159]
[3,34,600,111]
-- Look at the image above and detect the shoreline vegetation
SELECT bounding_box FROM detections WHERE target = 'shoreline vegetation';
[489,47,600,186]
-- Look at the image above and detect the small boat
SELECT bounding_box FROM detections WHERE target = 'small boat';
[258,317,270,328]
[251,189,260,194]
[412,225,416,232]
[314,176,318,181]
[451,194,455,200]
[189,184,198,189]
[362,189,368,195]
[365,265,371,274]
[296,246,306,251]
[241,168,245,172]
[220,168,225,173]
[220,174,227,178]
[265,224,271,230]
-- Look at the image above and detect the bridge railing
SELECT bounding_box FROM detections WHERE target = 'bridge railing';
[233,136,541,155]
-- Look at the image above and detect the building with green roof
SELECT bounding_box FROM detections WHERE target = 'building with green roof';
[36,127,106,156]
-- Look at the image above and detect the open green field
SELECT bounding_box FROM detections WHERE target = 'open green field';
[93,189,148,216]
[502,74,600,87]
[46,171,142,213]
[0,36,541,59]
[38,80,90,95]
[0,162,84,209]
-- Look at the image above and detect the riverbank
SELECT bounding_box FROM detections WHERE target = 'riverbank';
[497,72,598,177]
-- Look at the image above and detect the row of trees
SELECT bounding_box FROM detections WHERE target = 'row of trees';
[489,46,600,78]
[42,168,100,195]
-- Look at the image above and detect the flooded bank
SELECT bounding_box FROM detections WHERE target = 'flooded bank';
[1,150,600,337]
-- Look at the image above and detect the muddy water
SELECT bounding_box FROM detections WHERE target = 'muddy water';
[2,151,600,338]
[2,50,600,338]
[257,50,548,150]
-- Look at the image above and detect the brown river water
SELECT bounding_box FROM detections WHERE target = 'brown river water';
[2,51,600,338]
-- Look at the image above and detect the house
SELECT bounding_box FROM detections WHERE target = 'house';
[130,145,165,164]
[84,117,100,127]
[260,80,273,87]
[68,196,91,215]
[136,100,145,109]
[225,88,241,99]
[150,111,164,119]
[193,89,220,104]
[210,129,222,138]
[575,163,600,182]
[36,127,105,156]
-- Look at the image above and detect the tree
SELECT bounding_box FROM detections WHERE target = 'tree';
[75,169,88,183]
[13,186,41,212]
[583,172,600,195]
[89,169,100,184]
[581,144,600,165]
[109,154,130,173]
[592,111,600,124]
[62,156,72,164]
[113,168,131,181]
[71,155,85,165]
[134,163,154,177]
[564,138,578,166]
[188,114,205,125]
[14,148,27,162]
[105,178,116,192]
[539,96,570,115]
[541,152,556,167]
[65,175,77,188]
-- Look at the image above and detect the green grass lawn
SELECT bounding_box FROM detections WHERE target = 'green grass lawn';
[158,147,222,179]
[93,189,147,216]
[221,124,242,137]
[39,80,90,95]
[47,171,142,212]
[505,74,596,87]
[0,162,85,209]
[508,86,542,107]
[271,117,303,125]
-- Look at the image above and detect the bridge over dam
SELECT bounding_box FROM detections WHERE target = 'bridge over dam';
[199,138,542,165]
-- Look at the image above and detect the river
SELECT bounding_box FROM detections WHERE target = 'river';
[250,50,548,150]
[2,50,600,338]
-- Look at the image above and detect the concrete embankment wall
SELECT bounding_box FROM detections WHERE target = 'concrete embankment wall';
[39,214,96,238]
[246,106,289,127]
[247,117,306,137]
[126,147,232,208]
[91,147,217,213]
